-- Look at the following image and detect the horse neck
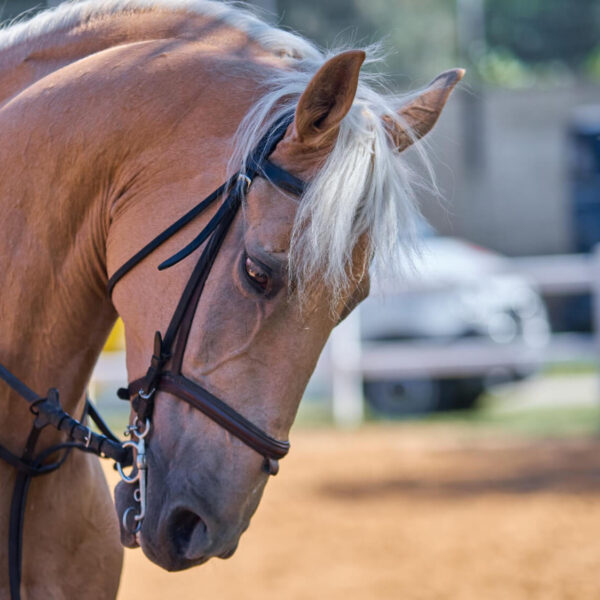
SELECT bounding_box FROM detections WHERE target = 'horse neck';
[0,151,115,450]
[0,10,208,445]
[0,20,164,446]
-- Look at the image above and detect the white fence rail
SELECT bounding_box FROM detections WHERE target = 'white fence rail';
[330,247,600,427]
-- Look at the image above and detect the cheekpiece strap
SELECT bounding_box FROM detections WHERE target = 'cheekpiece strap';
[133,331,169,421]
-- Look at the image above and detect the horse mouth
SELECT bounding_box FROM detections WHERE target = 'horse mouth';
[114,481,140,549]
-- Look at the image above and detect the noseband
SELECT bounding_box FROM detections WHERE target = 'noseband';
[108,112,305,533]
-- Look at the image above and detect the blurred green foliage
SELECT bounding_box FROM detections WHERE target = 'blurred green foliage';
[482,0,600,86]
[485,0,600,68]
[278,0,600,88]
[584,46,600,81]
[0,0,46,22]
[279,0,458,87]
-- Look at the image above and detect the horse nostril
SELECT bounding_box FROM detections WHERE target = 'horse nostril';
[169,508,207,558]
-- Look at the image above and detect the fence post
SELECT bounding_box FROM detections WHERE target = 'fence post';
[593,245,600,403]
[330,307,364,427]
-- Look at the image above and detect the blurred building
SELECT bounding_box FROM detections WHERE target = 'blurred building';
[424,83,600,256]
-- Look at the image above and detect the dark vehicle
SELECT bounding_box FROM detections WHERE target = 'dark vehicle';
[359,228,550,415]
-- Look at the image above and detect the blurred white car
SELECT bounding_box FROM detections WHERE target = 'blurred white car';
[358,225,550,415]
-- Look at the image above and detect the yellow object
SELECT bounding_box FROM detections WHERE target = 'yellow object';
[104,318,125,352]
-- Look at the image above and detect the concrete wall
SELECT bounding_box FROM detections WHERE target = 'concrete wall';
[421,84,600,256]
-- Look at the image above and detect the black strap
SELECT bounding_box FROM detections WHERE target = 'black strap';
[0,445,41,477]
[9,471,31,600]
[164,193,241,353]
[0,363,39,404]
[30,391,129,464]
[107,111,300,298]
[106,175,236,296]
[7,436,87,600]
[249,158,306,196]
[244,114,295,169]
[0,388,129,600]
[86,398,121,444]
[160,372,290,459]
[157,182,242,271]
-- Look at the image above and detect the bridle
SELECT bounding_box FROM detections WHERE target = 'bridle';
[0,111,305,598]
[109,111,304,533]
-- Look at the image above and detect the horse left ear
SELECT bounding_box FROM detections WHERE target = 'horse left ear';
[294,50,366,148]
[384,68,465,152]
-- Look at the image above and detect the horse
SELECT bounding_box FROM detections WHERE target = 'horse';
[0,1,462,597]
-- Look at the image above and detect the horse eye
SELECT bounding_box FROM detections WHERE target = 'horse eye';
[244,256,269,289]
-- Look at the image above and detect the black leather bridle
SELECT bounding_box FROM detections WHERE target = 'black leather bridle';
[0,111,305,598]
[110,111,304,532]
[110,111,302,467]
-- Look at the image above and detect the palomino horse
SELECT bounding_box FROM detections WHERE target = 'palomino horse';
[0,0,462,597]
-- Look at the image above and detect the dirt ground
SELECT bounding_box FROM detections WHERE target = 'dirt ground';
[106,425,600,600]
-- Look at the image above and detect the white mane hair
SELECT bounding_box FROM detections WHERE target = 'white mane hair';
[0,0,321,60]
[2,0,430,309]
[230,52,431,308]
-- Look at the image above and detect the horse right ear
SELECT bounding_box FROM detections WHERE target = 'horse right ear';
[384,68,465,152]
[293,50,365,148]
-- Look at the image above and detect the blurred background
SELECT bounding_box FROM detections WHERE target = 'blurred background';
[8,0,600,597]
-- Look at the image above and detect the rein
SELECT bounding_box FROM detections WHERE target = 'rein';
[0,112,304,599]
[0,364,129,600]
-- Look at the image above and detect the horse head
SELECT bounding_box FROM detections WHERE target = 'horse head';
[107,46,462,571]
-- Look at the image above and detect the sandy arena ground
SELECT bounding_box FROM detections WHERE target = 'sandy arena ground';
[105,426,600,600]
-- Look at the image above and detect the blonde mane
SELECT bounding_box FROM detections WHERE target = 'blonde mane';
[3,0,428,308]
[0,0,321,59]
[229,53,429,307]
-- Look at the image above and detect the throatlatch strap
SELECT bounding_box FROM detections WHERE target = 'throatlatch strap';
[157,190,239,271]
[106,175,237,296]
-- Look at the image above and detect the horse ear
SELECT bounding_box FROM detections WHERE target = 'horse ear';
[384,68,465,152]
[294,50,366,147]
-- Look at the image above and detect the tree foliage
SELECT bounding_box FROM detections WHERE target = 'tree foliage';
[279,0,457,87]
[278,0,600,87]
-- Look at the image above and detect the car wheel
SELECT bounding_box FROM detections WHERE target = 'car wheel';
[438,378,485,411]
[363,378,440,416]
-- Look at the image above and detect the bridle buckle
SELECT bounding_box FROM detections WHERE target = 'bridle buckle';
[237,172,252,193]
[138,387,155,400]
